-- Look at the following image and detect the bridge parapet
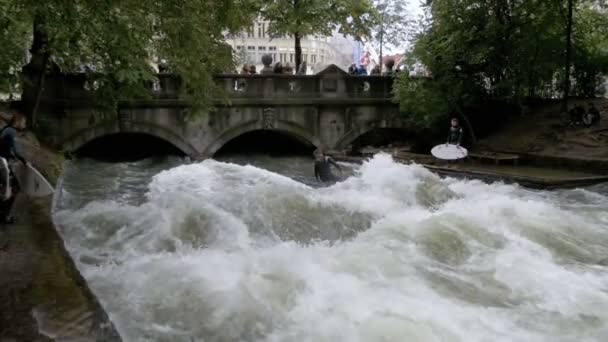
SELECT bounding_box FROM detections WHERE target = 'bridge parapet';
[24,65,405,159]
[28,64,394,105]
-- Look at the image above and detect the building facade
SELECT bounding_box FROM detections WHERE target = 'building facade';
[226,20,357,73]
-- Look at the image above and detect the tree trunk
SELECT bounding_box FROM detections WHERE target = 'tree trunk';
[563,0,573,111]
[23,12,50,126]
[30,51,49,128]
[379,11,385,72]
[459,112,477,145]
[294,0,302,72]
[295,32,302,72]
[379,28,383,72]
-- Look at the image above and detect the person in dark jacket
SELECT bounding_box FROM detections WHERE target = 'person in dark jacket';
[0,113,28,224]
[348,63,357,75]
[584,103,601,127]
[356,65,368,76]
[447,118,463,145]
[314,149,342,183]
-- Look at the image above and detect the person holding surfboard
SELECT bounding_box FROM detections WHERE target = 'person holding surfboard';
[447,118,463,146]
[430,118,468,162]
[0,113,28,224]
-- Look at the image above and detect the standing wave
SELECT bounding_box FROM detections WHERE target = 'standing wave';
[53,154,608,342]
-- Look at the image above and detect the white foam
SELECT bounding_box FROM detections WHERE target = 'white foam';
[54,155,608,341]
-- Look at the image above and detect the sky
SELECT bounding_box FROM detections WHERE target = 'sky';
[377,0,424,55]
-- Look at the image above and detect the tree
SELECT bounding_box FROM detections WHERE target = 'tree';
[393,0,608,137]
[370,0,412,69]
[570,3,608,97]
[564,0,574,111]
[262,0,378,71]
[0,0,261,121]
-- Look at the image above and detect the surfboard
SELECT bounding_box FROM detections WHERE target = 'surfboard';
[0,158,10,200]
[431,144,468,160]
[13,163,54,197]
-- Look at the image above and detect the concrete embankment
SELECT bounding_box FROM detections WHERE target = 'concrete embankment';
[335,152,608,190]
[0,132,120,341]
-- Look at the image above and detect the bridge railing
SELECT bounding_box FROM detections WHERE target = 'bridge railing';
[29,68,396,104]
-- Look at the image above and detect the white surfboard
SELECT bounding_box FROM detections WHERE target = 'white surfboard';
[13,163,54,197]
[431,144,468,160]
[0,158,10,200]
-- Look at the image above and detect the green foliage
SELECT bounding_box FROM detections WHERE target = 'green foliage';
[571,5,608,97]
[370,0,413,54]
[392,75,447,127]
[0,0,30,94]
[0,0,261,109]
[394,0,608,126]
[262,0,378,65]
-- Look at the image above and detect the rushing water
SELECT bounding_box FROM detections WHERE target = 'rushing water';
[53,154,608,342]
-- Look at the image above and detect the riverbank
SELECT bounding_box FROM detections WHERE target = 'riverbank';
[0,126,120,340]
[478,99,608,162]
[335,150,608,190]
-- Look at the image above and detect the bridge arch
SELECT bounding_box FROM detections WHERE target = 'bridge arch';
[204,120,321,157]
[335,127,414,151]
[63,121,200,157]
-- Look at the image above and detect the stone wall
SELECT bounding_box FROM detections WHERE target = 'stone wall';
[26,65,403,158]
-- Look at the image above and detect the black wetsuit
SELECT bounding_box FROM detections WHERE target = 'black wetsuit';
[314,156,341,183]
[447,126,463,145]
[0,125,25,221]
[588,107,600,126]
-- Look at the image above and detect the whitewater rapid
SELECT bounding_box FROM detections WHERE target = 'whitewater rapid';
[53,154,608,342]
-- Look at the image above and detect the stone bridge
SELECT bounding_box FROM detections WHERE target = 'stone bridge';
[27,65,404,158]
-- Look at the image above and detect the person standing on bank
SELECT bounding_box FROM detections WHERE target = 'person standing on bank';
[314,149,342,183]
[0,113,28,224]
[447,118,463,146]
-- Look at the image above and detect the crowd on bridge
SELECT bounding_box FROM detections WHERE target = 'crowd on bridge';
[348,58,399,77]
[238,54,401,77]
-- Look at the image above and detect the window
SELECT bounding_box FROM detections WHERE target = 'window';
[269,46,277,51]
[303,54,308,62]
[258,46,266,51]
[290,54,294,63]
[247,26,254,38]
[311,55,317,64]
[258,25,263,38]
[248,46,255,50]
[280,53,286,62]
[236,45,244,50]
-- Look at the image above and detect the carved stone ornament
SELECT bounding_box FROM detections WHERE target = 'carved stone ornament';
[118,109,133,131]
[261,107,276,129]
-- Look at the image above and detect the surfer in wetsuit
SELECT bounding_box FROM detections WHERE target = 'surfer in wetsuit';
[447,118,463,146]
[314,149,342,183]
[0,113,28,224]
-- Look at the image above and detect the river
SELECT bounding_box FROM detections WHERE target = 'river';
[52,154,608,342]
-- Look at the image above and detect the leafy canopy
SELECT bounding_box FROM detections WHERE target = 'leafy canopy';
[369,0,414,54]
[0,0,261,108]
[263,0,377,38]
[394,0,608,127]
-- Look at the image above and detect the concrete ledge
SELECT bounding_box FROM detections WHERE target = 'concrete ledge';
[0,134,122,341]
[424,165,608,190]
[334,155,608,190]
[483,150,608,175]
